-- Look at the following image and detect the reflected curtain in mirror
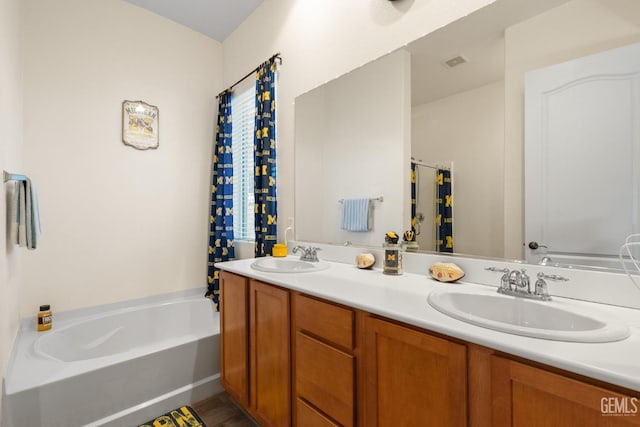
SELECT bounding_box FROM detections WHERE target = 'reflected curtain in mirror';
[436,169,453,253]
[254,58,277,257]
[206,91,236,309]
[411,162,417,234]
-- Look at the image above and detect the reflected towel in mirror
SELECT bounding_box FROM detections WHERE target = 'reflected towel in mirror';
[341,198,371,232]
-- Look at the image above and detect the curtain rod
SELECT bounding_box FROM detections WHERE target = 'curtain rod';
[411,158,450,171]
[216,53,282,99]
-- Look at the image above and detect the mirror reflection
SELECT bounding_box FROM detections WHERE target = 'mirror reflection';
[294,0,640,272]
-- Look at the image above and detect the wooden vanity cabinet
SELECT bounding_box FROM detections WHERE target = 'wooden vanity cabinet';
[221,271,640,427]
[364,316,468,427]
[220,271,291,427]
[293,293,359,427]
[220,271,249,406]
[491,356,640,426]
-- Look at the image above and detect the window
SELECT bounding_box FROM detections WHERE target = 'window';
[232,82,255,241]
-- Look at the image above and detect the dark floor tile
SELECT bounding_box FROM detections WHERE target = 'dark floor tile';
[193,392,258,427]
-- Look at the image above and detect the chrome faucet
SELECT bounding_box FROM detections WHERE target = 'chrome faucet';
[511,269,531,294]
[508,270,522,290]
[292,245,321,262]
[486,267,567,301]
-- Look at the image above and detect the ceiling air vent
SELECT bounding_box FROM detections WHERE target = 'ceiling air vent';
[443,55,468,68]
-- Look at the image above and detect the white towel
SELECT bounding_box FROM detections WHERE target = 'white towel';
[341,198,370,232]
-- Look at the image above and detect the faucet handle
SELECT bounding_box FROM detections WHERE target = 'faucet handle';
[485,267,509,273]
[534,277,551,300]
[534,272,568,301]
[310,247,321,261]
[486,267,511,291]
[537,272,569,282]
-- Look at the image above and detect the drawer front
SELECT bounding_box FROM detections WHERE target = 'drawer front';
[296,398,340,427]
[295,293,354,350]
[296,332,355,427]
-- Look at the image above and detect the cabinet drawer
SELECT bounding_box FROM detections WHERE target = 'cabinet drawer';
[295,294,354,350]
[296,332,354,427]
[296,398,340,427]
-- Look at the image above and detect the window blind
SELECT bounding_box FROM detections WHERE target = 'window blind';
[232,84,256,241]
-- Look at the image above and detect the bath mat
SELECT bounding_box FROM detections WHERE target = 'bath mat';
[138,405,207,427]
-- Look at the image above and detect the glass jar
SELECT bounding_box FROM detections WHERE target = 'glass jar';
[383,232,403,275]
[37,304,52,331]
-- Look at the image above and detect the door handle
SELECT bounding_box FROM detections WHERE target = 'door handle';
[528,241,548,250]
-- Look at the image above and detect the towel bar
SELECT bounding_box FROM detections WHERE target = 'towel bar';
[338,196,383,203]
[3,171,28,183]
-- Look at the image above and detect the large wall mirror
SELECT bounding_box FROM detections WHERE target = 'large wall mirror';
[294,0,640,272]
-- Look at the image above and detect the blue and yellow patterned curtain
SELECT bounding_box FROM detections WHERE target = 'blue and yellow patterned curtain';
[436,168,453,253]
[410,162,417,233]
[254,58,277,257]
[206,91,235,309]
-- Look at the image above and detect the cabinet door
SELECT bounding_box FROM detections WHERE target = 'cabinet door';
[250,280,291,427]
[491,356,640,426]
[364,316,467,427]
[220,271,249,406]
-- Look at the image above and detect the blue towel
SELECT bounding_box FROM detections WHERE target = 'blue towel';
[8,178,41,249]
[341,198,370,232]
[25,178,42,249]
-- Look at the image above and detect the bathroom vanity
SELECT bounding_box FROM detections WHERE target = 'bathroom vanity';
[217,255,640,427]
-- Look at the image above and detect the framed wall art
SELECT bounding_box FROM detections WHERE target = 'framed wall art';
[122,100,159,150]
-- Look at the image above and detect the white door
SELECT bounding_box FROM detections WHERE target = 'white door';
[524,42,640,267]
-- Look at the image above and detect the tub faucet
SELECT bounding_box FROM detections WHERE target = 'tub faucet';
[292,245,321,262]
[539,256,553,266]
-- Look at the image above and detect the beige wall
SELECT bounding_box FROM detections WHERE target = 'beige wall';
[412,81,505,258]
[19,0,223,317]
[503,0,640,259]
[222,0,497,254]
[0,0,24,420]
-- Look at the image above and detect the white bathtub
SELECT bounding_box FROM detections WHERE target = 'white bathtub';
[2,289,221,427]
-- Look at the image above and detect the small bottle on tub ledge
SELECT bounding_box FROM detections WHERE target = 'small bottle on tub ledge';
[37,304,52,331]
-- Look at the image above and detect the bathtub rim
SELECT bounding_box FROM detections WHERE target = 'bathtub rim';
[3,287,217,396]
[32,296,215,363]
[20,287,211,329]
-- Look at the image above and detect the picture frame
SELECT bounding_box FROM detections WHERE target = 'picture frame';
[122,100,159,150]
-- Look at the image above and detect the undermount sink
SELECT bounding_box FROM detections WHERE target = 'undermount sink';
[250,257,330,273]
[427,290,630,343]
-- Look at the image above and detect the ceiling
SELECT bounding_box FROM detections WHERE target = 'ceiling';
[407,0,569,106]
[123,0,265,42]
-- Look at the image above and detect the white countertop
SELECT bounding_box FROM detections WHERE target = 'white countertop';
[217,257,640,392]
